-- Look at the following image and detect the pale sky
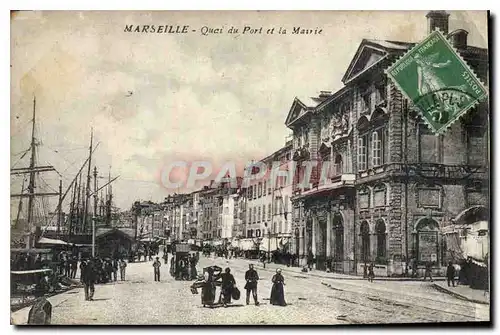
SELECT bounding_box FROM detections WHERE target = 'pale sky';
[10,10,488,213]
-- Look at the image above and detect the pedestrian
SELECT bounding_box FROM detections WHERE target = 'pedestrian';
[112,258,119,282]
[244,264,260,306]
[70,257,78,279]
[261,253,267,269]
[153,257,161,282]
[79,259,87,283]
[82,258,96,301]
[368,262,375,282]
[411,257,417,278]
[64,257,71,277]
[119,258,127,281]
[423,261,433,282]
[189,255,198,280]
[163,250,169,265]
[201,267,218,307]
[307,251,314,271]
[446,261,456,287]
[363,262,368,278]
[105,259,113,283]
[270,269,286,306]
[219,267,236,307]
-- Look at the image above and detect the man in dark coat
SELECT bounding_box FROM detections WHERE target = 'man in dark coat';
[82,259,96,301]
[446,261,456,287]
[70,257,78,278]
[423,261,434,282]
[79,259,87,283]
[153,257,161,282]
[244,264,260,306]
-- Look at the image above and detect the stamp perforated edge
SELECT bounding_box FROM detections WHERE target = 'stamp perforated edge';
[384,29,489,136]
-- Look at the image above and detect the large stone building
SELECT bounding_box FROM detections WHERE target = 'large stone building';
[243,141,294,252]
[287,11,489,275]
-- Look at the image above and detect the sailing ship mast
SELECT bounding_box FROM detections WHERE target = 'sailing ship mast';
[82,129,93,233]
[10,97,58,248]
[26,97,37,244]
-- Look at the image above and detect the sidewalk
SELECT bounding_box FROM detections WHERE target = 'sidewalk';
[432,282,490,305]
[230,256,446,282]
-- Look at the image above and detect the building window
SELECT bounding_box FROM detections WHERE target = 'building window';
[359,187,371,209]
[248,229,254,238]
[262,205,266,222]
[252,207,256,224]
[258,182,262,197]
[417,183,442,209]
[375,81,387,103]
[375,220,386,263]
[466,182,486,207]
[284,196,289,213]
[372,129,383,167]
[419,124,439,163]
[263,181,267,196]
[257,207,261,223]
[358,136,367,171]
[256,229,261,237]
[466,126,486,166]
[360,221,370,263]
[268,182,272,195]
[361,88,372,113]
[333,154,343,176]
[373,184,387,207]
[332,214,344,261]
[268,204,271,219]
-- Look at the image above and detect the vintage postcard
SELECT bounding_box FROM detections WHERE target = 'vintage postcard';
[10,10,490,325]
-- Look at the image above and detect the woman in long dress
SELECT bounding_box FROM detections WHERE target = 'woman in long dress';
[201,268,216,307]
[219,268,236,307]
[270,269,286,306]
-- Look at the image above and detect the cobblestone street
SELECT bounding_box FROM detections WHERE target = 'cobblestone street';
[13,256,488,325]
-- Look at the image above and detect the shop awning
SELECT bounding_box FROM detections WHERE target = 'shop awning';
[37,237,68,245]
[239,238,256,251]
[260,237,279,252]
[11,268,52,275]
[452,206,488,226]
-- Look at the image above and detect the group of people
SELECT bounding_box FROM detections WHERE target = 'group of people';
[196,264,287,308]
[81,257,127,284]
[79,257,128,301]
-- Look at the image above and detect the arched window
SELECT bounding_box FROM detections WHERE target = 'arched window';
[375,220,386,261]
[360,221,370,262]
[256,229,261,238]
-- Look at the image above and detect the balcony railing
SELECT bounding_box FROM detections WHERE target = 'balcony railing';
[380,162,487,180]
[293,173,356,198]
[292,146,310,161]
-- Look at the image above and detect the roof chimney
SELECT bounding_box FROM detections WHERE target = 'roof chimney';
[448,29,469,49]
[426,11,450,35]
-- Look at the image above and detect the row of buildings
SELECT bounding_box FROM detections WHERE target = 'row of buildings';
[134,11,489,276]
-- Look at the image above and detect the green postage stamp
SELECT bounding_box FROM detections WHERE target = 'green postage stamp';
[386,30,488,134]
